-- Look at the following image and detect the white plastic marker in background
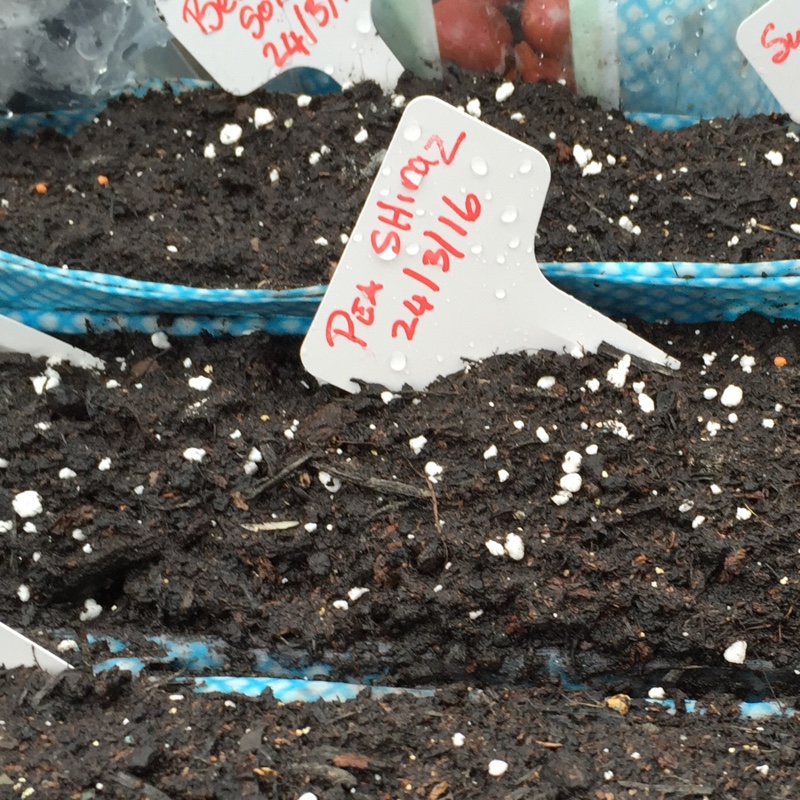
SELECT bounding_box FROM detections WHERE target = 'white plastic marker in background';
[737,0,800,124]
[0,621,71,674]
[301,96,679,393]
[0,315,105,370]
[156,0,404,94]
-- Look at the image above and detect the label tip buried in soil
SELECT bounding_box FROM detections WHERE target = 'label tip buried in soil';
[0,314,104,370]
[0,621,71,675]
[301,96,679,393]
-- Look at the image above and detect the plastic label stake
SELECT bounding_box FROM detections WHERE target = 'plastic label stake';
[0,315,105,370]
[156,0,404,94]
[0,621,71,674]
[737,0,800,123]
[301,96,679,393]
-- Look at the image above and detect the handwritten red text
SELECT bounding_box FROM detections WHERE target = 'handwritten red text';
[391,191,481,342]
[370,131,467,259]
[325,280,383,349]
[325,128,475,351]
[761,21,800,64]
[181,0,345,67]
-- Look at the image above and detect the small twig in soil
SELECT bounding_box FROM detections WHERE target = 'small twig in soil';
[30,672,67,708]
[143,670,187,692]
[617,780,714,796]
[758,560,783,582]
[424,474,443,537]
[244,452,317,500]
[148,497,201,511]
[572,190,609,223]
[115,771,175,800]
[407,459,449,560]
[756,222,800,242]
[365,499,413,523]
[6,516,17,576]
[310,461,428,500]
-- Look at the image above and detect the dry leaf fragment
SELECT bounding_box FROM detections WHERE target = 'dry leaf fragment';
[604,694,631,715]
[130,357,159,379]
[428,780,450,800]
[555,142,573,163]
[241,520,299,532]
[230,491,250,511]
[333,754,369,770]
[719,548,747,583]
[253,766,280,778]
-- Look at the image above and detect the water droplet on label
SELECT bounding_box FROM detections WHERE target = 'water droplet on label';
[509,237,520,249]
[519,160,533,174]
[324,65,334,75]
[468,341,475,349]
[471,244,483,255]
[353,233,363,243]
[381,166,391,176]
[436,355,444,363]
[379,187,389,196]
[501,207,518,223]
[485,191,493,200]
[356,15,373,33]
[406,243,420,255]
[379,248,397,262]
[404,122,422,142]
[416,208,425,216]
[497,254,506,264]
[471,157,488,176]
[390,352,407,372]
[495,289,507,300]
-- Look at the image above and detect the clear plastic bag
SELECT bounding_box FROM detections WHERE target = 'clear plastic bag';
[0,0,175,113]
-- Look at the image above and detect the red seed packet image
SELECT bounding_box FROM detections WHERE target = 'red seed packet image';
[432,0,575,88]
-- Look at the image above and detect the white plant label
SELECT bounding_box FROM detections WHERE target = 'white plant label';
[737,0,800,123]
[156,0,404,94]
[0,621,71,674]
[0,315,105,370]
[301,96,679,393]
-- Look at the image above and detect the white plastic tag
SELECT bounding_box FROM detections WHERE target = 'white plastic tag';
[156,0,404,95]
[0,315,105,370]
[301,96,679,393]
[737,0,800,123]
[0,621,71,674]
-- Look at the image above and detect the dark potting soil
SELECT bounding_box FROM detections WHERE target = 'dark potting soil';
[1,69,799,290]
[3,315,800,689]
[3,72,800,798]
[2,315,800,799]
[4,666,800,800]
